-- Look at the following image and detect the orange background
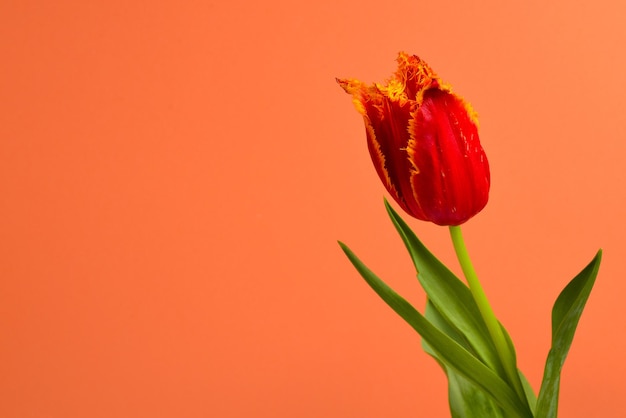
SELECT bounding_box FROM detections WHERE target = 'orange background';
[1,1,625,417]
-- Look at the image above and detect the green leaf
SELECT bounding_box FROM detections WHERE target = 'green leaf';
[339,242,533,418]
[500,324,537,414]
[519,368,537,414]
[423,300,505,418]
[535,250,602,418]
[383,200,533,414]
[384,202,515,380]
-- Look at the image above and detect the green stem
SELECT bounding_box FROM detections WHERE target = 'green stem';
[449,225,527,402]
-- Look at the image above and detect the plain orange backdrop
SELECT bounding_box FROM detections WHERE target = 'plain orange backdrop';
[1,0,625,417]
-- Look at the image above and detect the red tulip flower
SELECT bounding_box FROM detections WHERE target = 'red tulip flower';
[337,52,490,226]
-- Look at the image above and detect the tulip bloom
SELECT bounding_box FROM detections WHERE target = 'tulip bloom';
[338,53,490,226]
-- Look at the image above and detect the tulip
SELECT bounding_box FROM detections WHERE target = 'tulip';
[337,52,490,226]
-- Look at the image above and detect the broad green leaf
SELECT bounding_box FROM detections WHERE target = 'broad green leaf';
[339,242,533,418]
[424,299,537,417]
[423,300,505,418]
[447,369,506,418]
[535,250,602,418]
[384,201,522,389]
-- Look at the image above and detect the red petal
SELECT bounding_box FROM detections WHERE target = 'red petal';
[360,92,419,216]
[408,89,490,225]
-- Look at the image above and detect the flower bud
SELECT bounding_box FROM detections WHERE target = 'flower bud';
[337,52,490,226]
